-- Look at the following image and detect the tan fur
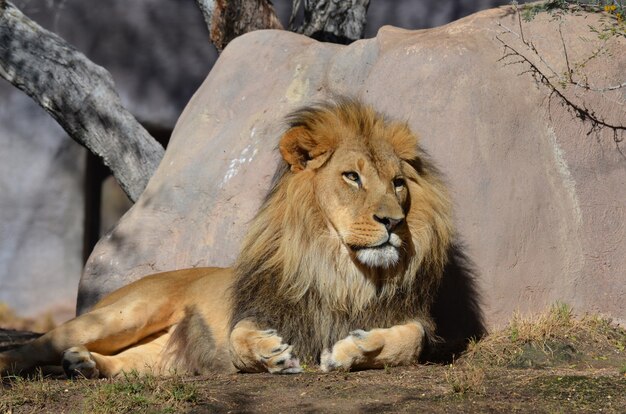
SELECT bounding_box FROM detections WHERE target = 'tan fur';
[0,268,234,377]
[0,98,454,378]
[231,98,453,366]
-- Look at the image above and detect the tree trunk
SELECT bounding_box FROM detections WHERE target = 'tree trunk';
[0,1,164,202]
[196,0,284,52]
[291,0,371,44]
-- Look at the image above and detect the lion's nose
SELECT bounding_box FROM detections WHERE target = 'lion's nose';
[373,215,404,231]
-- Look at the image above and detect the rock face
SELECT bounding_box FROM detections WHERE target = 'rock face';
[81,7,626,328]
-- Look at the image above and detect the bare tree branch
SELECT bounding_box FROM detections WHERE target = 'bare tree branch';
[0,1,164,202]
[292,0,371,44]
[495,19,626,158]
[195,0,283,52]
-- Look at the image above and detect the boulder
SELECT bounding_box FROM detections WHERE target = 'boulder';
[80,7,626,328]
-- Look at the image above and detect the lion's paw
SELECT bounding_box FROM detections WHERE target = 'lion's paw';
[62,346,99,379]
[320,329,385,372]
[261,342,302,374]
[232,326,302,374]
[320,348,343,372]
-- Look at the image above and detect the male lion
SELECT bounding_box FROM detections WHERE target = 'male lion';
[0,98,453,378]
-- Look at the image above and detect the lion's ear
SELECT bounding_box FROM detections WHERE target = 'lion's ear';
[279,126,334,172]
[387,124,419,162]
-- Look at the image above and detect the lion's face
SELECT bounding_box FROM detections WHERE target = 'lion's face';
[313,142,409,268]
[279,101,421,269]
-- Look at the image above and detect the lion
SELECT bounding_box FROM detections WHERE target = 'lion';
[0,98,453,378]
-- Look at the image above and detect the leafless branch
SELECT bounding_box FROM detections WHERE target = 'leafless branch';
[558,23,573,83]
[0,1,164,201]
[495,8,626,158]
[496,35,624,131]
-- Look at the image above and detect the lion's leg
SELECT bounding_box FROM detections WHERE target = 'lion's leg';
[62,331,172,379]
[229,319,301,374]
[320,321,425,372]
[0,299,179,375]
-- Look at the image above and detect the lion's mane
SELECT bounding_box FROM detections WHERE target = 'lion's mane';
[230,99,453,362]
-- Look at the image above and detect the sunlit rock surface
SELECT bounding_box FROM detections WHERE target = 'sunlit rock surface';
[81,8,626,327]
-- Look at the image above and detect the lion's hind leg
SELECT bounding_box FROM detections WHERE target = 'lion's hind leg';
[0,306,128,376]
[1,295,181,376]
[62,331,172,378]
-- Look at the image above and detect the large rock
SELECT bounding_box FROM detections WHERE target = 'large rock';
[81,7,626,327]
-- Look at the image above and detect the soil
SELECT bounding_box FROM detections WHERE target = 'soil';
[1,362,625,413]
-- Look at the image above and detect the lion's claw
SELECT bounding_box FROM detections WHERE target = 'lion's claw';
[263,344,302,374]
[320,348,340,372]
[231,323,303,374]
[349,329,368,340]
[270,352,302,374]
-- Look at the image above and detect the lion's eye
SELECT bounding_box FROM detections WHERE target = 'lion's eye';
[393,177,406,191]
[342,171,361,187]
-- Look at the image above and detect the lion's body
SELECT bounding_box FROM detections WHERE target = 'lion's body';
[0,98,454,377]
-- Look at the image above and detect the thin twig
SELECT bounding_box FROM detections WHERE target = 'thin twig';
[558,23,573,83]
[495,28,626,159]
[514,2,526,44]
[575,80,626,93]
[497,22,561,79]
[496,35,625,132]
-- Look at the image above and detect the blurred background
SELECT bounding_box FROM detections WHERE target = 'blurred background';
[0,0,521,328]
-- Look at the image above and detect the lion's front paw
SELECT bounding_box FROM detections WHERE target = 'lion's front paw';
[320,329,385,372]
[262,342,302,375]
[62,346,99,379]
[231,327,302,374]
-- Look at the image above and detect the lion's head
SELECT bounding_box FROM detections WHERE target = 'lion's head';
[280,103,425,270]
[232,98,454,361]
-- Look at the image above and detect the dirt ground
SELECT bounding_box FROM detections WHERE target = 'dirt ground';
[2,304,625,413]
[1,364,625,413]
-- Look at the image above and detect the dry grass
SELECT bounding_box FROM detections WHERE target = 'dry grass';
[461,302,625,368]
[1,371,200,414]
[445,302,626,395]
[80,372,199,414]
